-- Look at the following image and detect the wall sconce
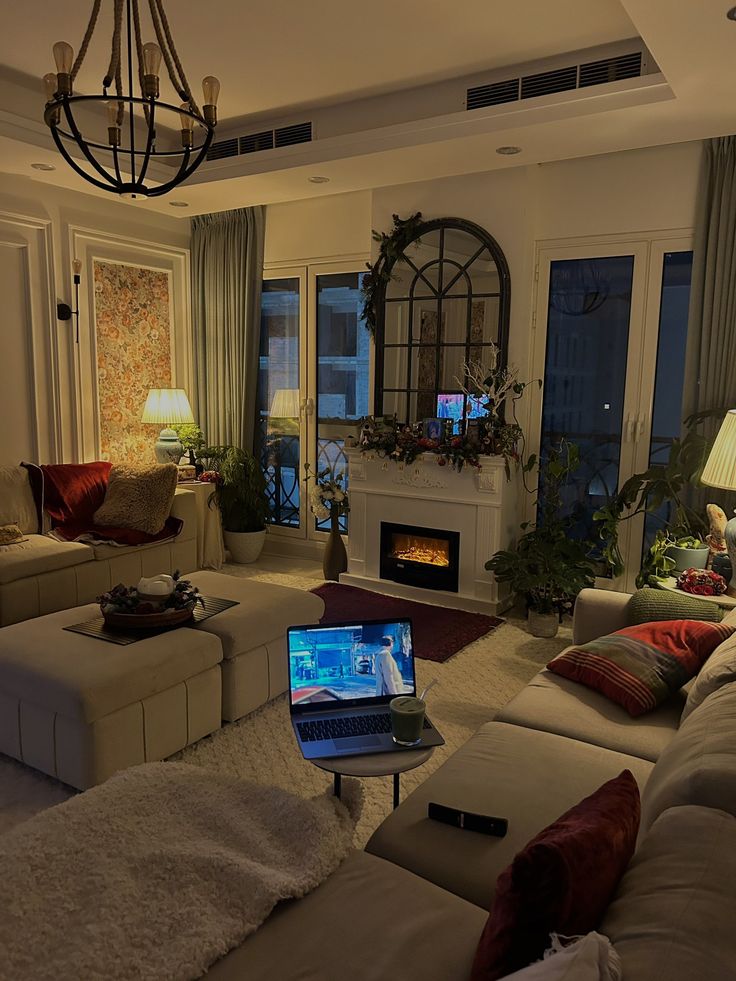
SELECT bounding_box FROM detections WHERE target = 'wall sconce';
[56,258,82,343]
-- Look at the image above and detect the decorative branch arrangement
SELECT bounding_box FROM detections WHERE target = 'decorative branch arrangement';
[360,211,424,335]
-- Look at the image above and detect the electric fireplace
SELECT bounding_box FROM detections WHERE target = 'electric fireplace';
[380,521,460,592]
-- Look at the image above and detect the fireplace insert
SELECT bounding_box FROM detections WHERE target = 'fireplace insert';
[380,521,460,592]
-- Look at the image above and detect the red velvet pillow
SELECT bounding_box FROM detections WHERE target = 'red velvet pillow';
[547,620,735,717]
[470,770,640,981]
[41,462,112,527]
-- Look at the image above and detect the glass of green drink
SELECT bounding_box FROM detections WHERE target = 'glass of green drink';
[390,695,426,746]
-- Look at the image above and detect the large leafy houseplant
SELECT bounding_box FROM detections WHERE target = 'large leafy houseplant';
[486,442,597,622]
[199,445,269,533]
[592,409,723,585]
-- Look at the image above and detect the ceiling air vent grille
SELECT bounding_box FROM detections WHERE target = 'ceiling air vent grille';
[466,78,520,110]
[274,121,312,148]
[205,137,239,161]
[579,51,643,88]
[521,66,578,100]
[466,49,645,111]
[240,130,274,154]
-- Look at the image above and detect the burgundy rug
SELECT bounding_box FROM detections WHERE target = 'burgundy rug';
[311,583,504,664]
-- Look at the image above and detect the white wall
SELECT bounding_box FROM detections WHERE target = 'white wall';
[264,190,371,266]
[0,174,190,464]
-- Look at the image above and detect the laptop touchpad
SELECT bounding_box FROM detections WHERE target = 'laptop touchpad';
[335,736,381,749]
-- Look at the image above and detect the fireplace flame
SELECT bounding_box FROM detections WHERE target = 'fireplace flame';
[390,534,450,567]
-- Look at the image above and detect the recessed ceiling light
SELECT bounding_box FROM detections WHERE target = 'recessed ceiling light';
[169,200,189,208]
[31,162,56,171]
[495,146,522,156]
[308,175,330,184]
[727,5,736,19]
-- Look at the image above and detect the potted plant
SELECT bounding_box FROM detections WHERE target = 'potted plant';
[200,445,269,564]
[485,442,597,637]
[304,464,350,581]
[174,424,206,474]
[592,409,722,585]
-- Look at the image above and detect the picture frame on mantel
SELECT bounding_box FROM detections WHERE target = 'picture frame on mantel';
[422,418,444,441]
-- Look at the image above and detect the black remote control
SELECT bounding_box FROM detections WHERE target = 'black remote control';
[428,802,508,837]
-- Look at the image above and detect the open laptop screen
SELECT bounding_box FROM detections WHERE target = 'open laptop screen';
[287,619,415,710]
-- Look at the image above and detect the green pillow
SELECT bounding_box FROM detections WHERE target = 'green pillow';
[627,587,723,625]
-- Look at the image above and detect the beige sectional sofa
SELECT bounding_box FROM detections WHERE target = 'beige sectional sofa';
[0,465,197,626]
[207,587,736,981]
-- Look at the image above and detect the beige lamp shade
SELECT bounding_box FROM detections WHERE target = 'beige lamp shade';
[269,388,300,418]
[701,410,736,490]
[141,388,195,425]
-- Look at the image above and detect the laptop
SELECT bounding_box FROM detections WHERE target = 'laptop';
[287,617,445,760]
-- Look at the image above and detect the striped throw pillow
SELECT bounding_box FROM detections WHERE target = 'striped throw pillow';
[547,620,735,717]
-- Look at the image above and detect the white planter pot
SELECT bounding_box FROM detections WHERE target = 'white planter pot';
[224,528,267,564]
[665,545,710,574]
[527,609,559,638]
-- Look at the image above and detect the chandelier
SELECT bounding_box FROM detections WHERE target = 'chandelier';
[42,0,220,198]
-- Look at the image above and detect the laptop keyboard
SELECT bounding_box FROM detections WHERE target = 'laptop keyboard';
[297,712,431,743]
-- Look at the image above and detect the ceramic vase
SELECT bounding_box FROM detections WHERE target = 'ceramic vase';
[224,528,267,564]
[665,544,710,574]
[323,509,347,582]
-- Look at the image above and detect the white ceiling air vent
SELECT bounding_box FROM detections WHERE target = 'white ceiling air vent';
[207,122,312,162]
[206,137,239,161]
[466,50,644,111]
[274,121,312,148]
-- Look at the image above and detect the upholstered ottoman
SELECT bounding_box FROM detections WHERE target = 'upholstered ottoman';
[187,571,325,721]
[0,604,223,790]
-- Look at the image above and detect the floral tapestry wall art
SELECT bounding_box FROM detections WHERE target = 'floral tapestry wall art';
[94,261,172,463]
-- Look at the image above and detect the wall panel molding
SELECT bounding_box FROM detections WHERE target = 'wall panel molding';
[68,226,191,462]
[0,211,60,463]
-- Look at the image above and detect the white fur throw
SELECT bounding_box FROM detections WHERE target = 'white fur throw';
[94,463,178,534]
[0,762,358,980]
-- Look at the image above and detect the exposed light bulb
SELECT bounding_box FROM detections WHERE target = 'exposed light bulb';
[72,258,82,276]
[202,76,220,107]
[43,72,57,102]
[52,41,74,75]
[142,42,162,76]
[179,104,195,131]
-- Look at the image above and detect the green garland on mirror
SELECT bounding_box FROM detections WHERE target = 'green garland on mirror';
[360,211,425,335]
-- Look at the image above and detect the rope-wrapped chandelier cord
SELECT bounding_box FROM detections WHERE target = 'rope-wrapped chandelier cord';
[149,0,200,113]
[70,0,102,81]
[112,0,125,125]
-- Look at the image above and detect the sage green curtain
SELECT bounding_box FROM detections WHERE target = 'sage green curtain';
[683,138,736,432]
[191,207,265,451]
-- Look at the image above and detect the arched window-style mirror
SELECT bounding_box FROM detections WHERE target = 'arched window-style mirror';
[374,216,510,429]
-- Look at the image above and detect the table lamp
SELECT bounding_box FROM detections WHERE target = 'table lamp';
[701,408,736,596]
[141,388,195,463]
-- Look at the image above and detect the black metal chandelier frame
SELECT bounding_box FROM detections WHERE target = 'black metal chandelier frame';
[43,0,216,198]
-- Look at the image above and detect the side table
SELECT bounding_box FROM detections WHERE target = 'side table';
[656,577,736,610]
[179,481,224,570]
[313,747,435,809]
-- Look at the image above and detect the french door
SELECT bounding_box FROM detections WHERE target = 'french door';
[529,234,694,592]
[255,261,372,544]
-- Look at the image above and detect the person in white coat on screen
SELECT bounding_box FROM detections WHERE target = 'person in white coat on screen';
[374,635,404,696]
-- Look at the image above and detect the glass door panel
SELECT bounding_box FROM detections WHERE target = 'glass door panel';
[642,250,694,552]
[314,272,370,533]
[539,255,636,560]
[256,277,301,529]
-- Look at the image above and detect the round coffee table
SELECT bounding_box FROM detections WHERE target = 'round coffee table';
[313,747,435,809]
[656,577,736,609]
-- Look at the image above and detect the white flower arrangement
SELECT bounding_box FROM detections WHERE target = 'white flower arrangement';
[304,464,350,521]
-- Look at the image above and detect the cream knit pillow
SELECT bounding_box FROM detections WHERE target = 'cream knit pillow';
[93,464,177,535]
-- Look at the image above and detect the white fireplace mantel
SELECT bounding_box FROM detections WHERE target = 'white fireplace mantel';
[341,450,518,614]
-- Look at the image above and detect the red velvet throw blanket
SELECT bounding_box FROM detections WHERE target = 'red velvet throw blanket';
[37,462,182,547]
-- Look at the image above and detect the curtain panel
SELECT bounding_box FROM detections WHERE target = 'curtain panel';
[191,207,265,450]
[684,138,736,431]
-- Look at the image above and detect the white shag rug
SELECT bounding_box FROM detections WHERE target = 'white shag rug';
[0,761,358,981]
[0,562,572,845]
